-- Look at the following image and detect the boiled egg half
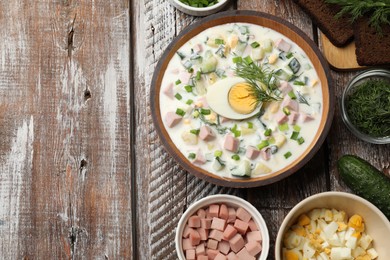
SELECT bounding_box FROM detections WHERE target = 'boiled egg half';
[206,77,262,120]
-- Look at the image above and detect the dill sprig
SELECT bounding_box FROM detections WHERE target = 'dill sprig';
[325,0,390,32]
[233,58,281,107]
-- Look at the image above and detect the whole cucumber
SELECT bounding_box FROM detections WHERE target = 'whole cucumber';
[338,154,390,219]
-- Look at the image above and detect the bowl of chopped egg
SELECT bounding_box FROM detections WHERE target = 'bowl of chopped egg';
[275,191,390,260]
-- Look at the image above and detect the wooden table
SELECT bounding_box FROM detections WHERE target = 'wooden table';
[0,0,388,259]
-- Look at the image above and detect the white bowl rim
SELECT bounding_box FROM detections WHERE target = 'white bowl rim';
[171,0,228,12]
[175,194,270,260]
[275,191,390,259]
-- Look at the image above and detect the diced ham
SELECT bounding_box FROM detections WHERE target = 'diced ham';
[199,125,216,141]
[209,204,220,218]
[196,243,206,256]
[163,83,174,99]
[234,219,249,234]
[209,229,224,242]
[288,111,299,124]
[275,111,288,124]
[165,111,182,128]
[227,208,236,223]
[182,238,194,250]
[193,149,206,165]
[229,233,245,253]
[282,96,299,112]
[246,231,262,242]
[223,134,239,153]
[214,252,227,260]
[207,249,219,260]
[179,71,192,84]
[227,252,239,260]
[236,247,255,260]
[248,220,259,231]
[189,229,201,246]
[211,217,226,232]
[245,146,260,160]
[245,241,262,256]
[193,43,203,53]
[197,208,206,218]
[188,215,201,228]
[223,224,238,240]
[220,116,231,123]
[236,207,251,223]
[200,218,212,229]
[219,204,229,220]
[278,81,293,95]
[197,255,208,260]
[260,148,271,161]
[183,225,193,238]
[218,240,231,255]
[207,239,219,250]
[186,249,196,260]
[197,228,208,241]
[300,113,315,122]
[196,96,209,108]
[275,38,291,52]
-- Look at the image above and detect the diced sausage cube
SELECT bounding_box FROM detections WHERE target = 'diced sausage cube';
[197,208,206,218]
[182,238,194,250]
[214,252,227,260]
[300,113,315,122]
[179,71,192,84]
[223,134,239,153]
[193,43,203,53]
[236,247,255,260]
[260,148,271,161]
[282,96,299,112]
[227,208,236,223]
[189,229,201,246]
[209,229,224,242]
[197,256,208,260]
[288,111,299,124]
[275,38,291,52]
[248,220,259,231]
[197,228,209,241]
[234,219,249,234]
[196,243,206,256]
[211,217,226,231]
[220,116,231,123]
[200,218,212,229]
[199,125,215,141]
[246,231,262,242]
[183,225,193,238]
[193,149,206,165]
[245,146,260,160]
[163,83,174,98]
[218,240,231,255]
[208,204,220,218]
[236,207,251,222]
[278,81,293,95]
[188,215,201,228]
[275,111,288,124]
[186,249,196,260]
[165,111,182,128]
[245,241,262,256]
[227,252,239,260]
[207,239,219,250]
[207,249,219,260]
[219,204,229,220]
[223,224,238,240]
[229,233,245,253]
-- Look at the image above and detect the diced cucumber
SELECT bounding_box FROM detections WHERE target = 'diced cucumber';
[234,40,247,56]
[212,158,225,171]
[183,60,192,69]
[288,58,301,74]
[275,69,292,81]
[230,160,251,177]
[262,39,273,52]
[201,50,218,73]
[177,51,186,60]
[194,80,206,95]
[190,54,203,65]
[252,47,265,61]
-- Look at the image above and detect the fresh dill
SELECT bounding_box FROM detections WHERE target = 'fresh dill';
[325,0,390,33]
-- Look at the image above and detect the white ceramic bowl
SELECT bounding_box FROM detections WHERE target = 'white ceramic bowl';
[275,191,390,260]
[169,0,229,16]
[175,194,269,259]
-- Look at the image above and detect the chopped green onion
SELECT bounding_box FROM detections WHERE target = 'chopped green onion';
[175,79,181,85]
[250,41,260,48]
[214,150,223,157]
[283,107,291,115]
[288,91,297,100]
[264,128,272,136]
[297,137,305,145]
[196,71,202,81]
[190,129,200,135]
[257,140,269,150]
[176,108,185,117]
[286,52,293,59]
[243,56,253,65]
[231,154,240,161]
[188,68,194,73]
[290,131,299,140]
[284,151,292,159]
[278,123,289,132]
[247,122,253,129]
[215,38,225,45]
[175,93,182,100]
[293,125,301,132]
[293,80,305,86]
[184,85,193,92]
[186,99,193,105]
[188,153,196,159]
[232,56,243,63]
[192,110,199,118]
[268,137,275,144]
[200,108,211,115]
[230,124,241,137]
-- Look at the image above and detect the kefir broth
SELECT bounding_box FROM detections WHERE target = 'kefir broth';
[159,23,322,178]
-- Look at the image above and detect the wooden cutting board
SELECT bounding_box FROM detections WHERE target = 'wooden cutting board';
[320,32,366,71]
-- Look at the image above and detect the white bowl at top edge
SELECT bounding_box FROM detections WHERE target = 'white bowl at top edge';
[169,0,229,16]
[275,191,390,260]
[175,194,269,260]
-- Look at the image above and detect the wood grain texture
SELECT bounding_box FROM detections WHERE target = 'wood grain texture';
[0,0,131,258]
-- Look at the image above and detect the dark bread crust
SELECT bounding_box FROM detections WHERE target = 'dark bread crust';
[293,0,354,47]
[354,16,390,66]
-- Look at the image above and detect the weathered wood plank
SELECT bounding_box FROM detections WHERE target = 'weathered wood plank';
[0,0,131,258]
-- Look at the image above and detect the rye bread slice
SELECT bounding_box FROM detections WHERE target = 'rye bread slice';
[354,16,390,66]
[293,0,354,47]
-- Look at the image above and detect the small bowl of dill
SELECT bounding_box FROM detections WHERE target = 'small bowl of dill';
[341,69,390,144]
[169,0,229,16]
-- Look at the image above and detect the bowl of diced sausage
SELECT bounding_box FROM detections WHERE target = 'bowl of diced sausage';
[175,194,269,259]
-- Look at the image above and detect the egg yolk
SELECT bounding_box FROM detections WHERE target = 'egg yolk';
[228,83,257,114]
